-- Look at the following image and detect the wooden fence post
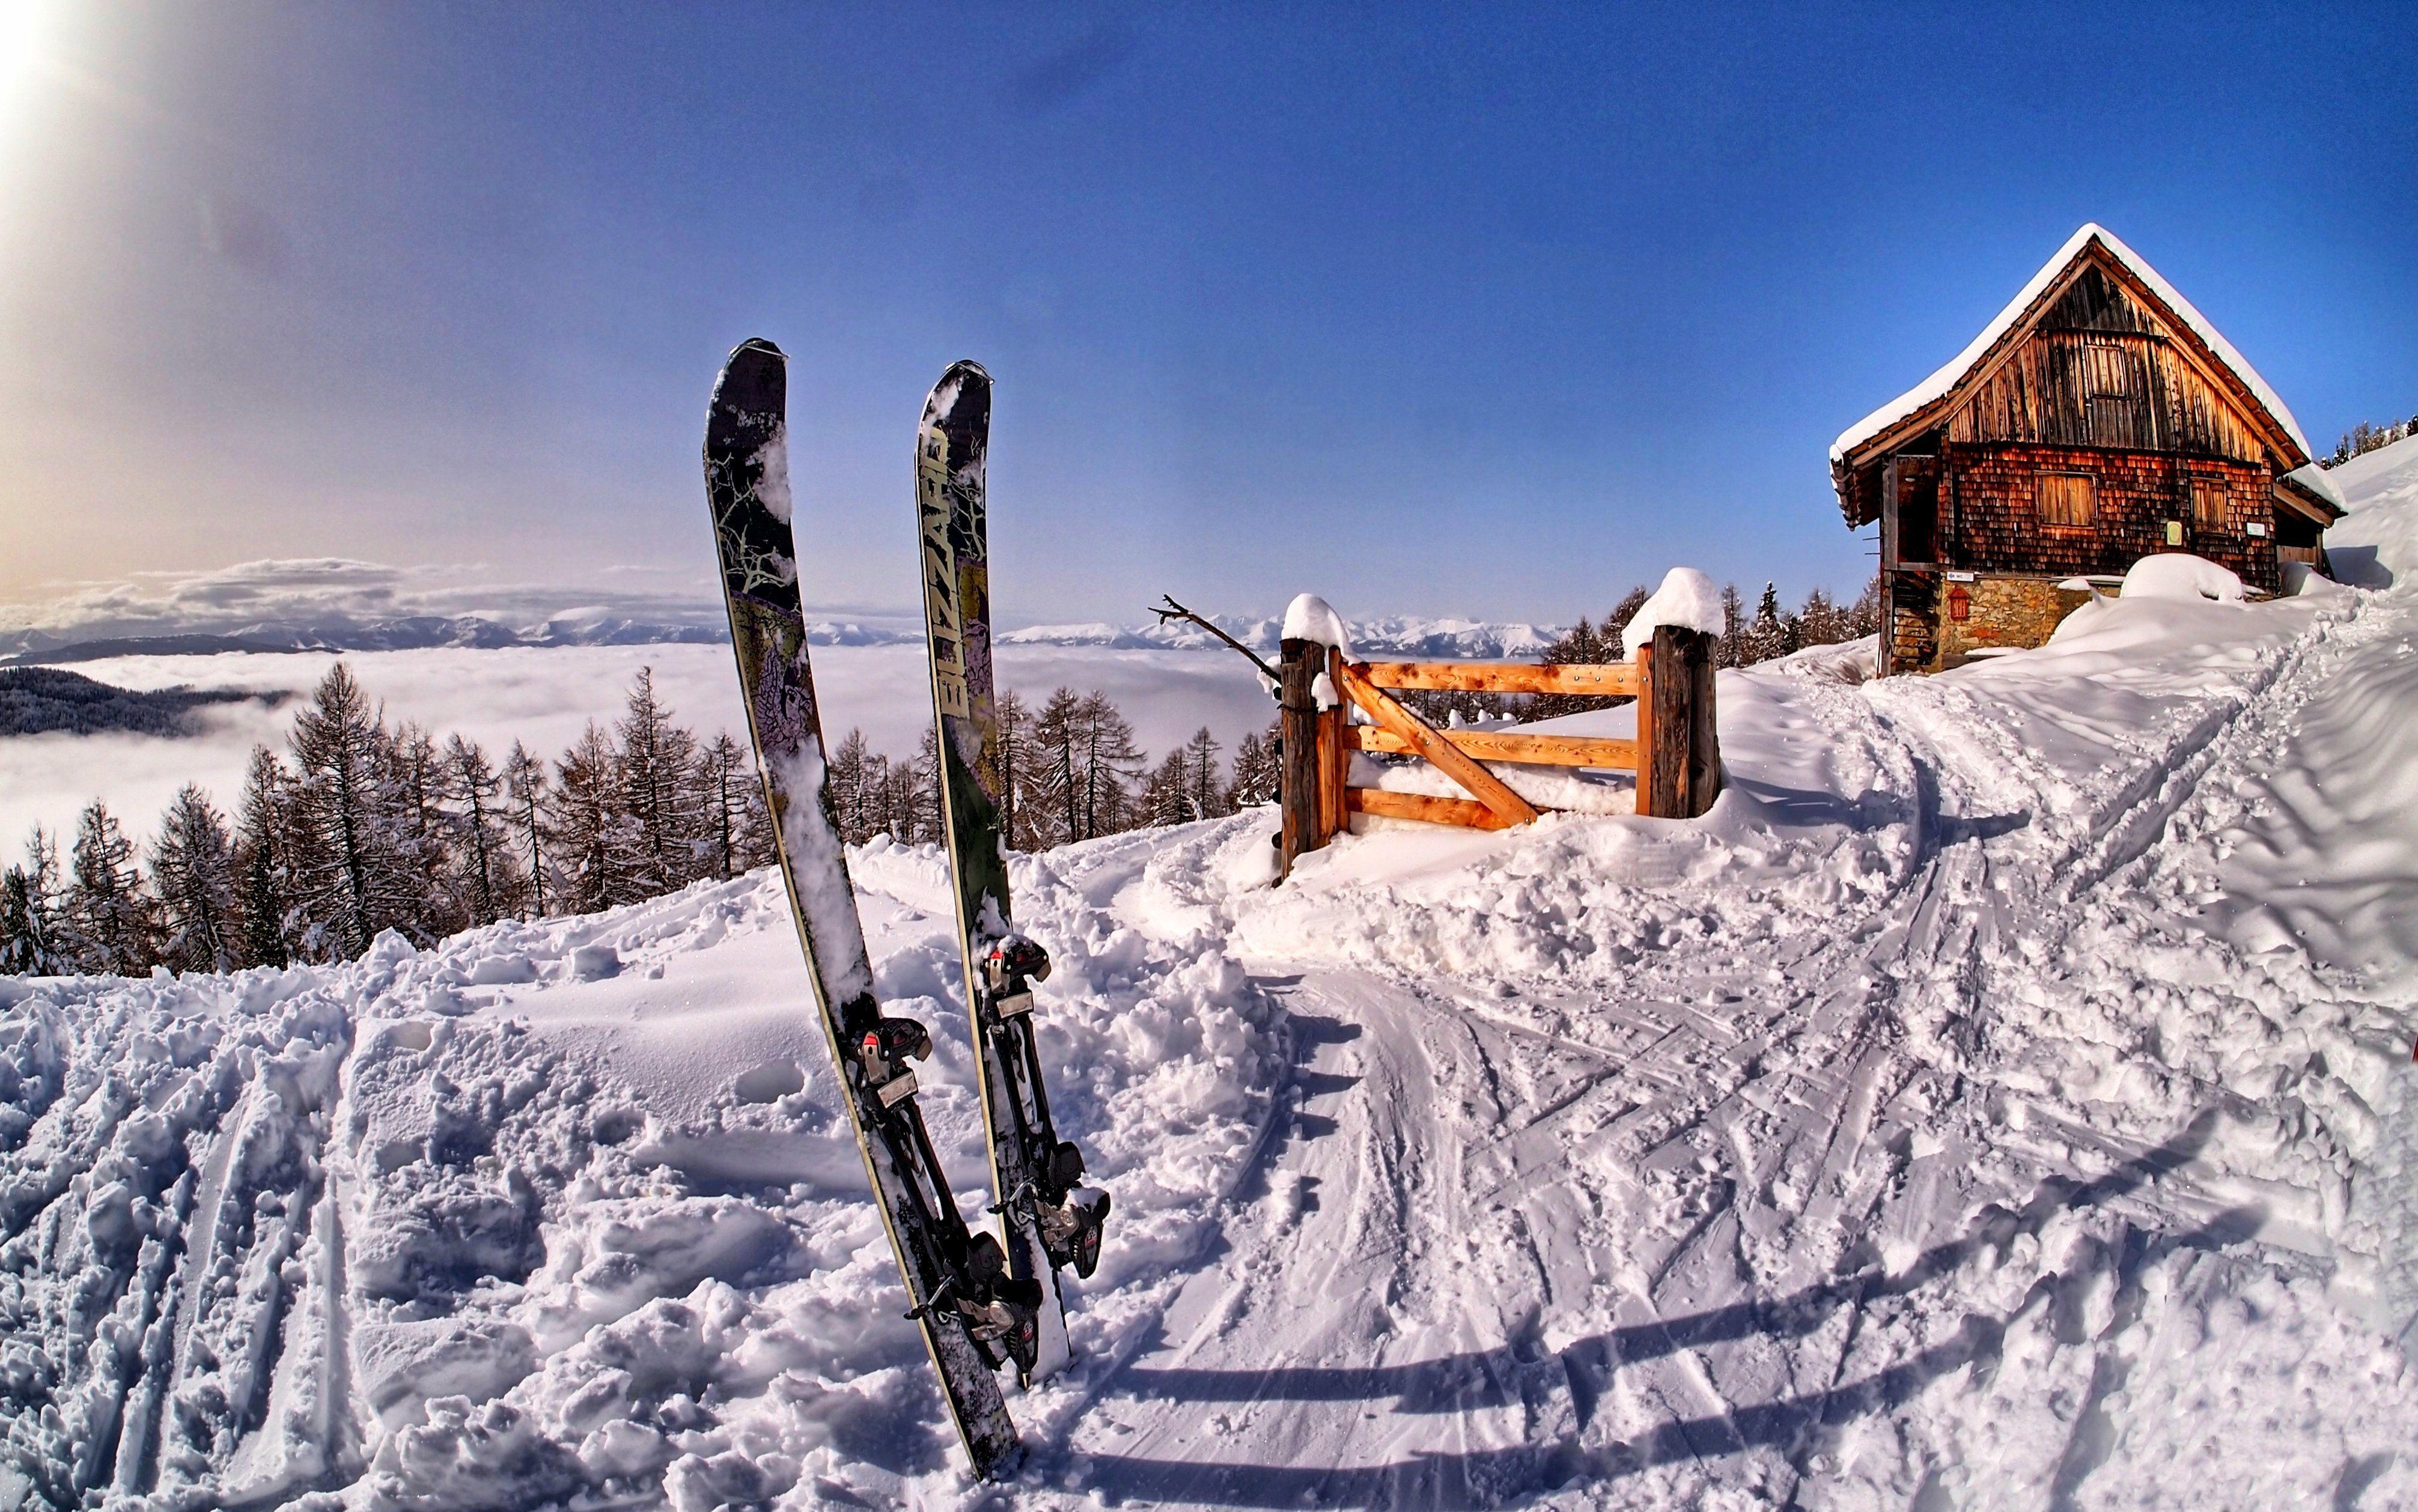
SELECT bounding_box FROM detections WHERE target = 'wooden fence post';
[1642,625,1721,819]
[1278,636,1327,880]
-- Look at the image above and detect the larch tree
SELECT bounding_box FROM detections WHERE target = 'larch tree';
[1227,725,1281,809]
[65,800,161,974]
[617,668,700,896]
[233,745,293,968]
[503,740,550,920]
[288,662,416,958]
[550,721,640,915]
[1181,727,1227,820]
[150,784,241,974]
[443,734,519,928]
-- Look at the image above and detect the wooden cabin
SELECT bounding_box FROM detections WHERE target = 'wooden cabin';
[1832,224,2345,675]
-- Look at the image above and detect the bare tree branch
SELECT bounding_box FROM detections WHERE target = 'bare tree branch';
[1151,595,1281,687]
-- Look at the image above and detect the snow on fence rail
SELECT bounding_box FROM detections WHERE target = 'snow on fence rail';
[1275,622,1720,879]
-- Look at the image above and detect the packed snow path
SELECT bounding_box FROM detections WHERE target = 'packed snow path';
[1019,569,2418,1507]
[8,461,2418,1507]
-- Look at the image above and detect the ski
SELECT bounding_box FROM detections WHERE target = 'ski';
[916,360,1112,1385]
[704,338,1029,1479]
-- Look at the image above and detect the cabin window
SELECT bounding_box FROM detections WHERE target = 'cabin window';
[2191,479,2228,530]
[2039,472,2095,528]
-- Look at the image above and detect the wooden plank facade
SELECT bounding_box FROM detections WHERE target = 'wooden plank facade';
[1834,229,2343,675]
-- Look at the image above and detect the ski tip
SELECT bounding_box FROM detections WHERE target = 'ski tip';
[922,360,992,429]
[710,339,787,431]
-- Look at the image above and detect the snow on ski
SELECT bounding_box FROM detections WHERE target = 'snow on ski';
[704,337,1025,1478]
[916,361,1110,1385]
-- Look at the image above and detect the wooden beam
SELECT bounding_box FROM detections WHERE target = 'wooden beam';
[1631,644,1655,817]
[1345,788,1521,831]
[1318,646,1348,841]
[1334,662,1541,828]
[1348,723,1637,771]
[1357,660,1639,697]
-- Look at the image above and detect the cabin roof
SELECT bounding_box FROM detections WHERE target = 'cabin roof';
[2278,461,2348,521]
[1830,225,2312,476]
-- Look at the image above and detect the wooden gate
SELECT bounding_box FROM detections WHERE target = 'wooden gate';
[1278,624,1720,880]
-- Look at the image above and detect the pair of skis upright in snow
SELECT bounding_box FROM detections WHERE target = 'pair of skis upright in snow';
[701,340,1107,1480]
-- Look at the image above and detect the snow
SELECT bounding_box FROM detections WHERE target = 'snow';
[1619,565,1723,655]
[1279,592,1354,657]
[1832,223,2312,464]
[2119,551,2246,603]
[2283,460,2349,514]
[11,458,2418,1507]
[2325,431,2418,588]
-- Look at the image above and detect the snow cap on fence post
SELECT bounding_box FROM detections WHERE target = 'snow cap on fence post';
[1621,568,1723,657]
[1281,594,1355,658]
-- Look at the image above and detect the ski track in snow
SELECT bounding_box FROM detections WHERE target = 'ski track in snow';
[7,541,2418,1505]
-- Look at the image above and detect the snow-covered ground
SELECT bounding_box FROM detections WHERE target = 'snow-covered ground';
[7,440,2418,1510]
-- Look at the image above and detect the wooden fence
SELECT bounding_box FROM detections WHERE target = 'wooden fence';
[1278,625,1720,880]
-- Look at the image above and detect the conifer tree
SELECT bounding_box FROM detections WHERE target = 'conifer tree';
[0,829,65,975]
[1719,583,1746,668]
[1182,726,1228,820]
[1075,693,1142,840]
[1228,725,1281,808]
[443,735,520,927]
[828,729,874,846]
[1142,748,1193,827]
[65,800,161,974]
[504,740,550,920]
[233,747,293,968]
[0,864,65,975]
[150,785,240,973]
[617,668,701,896]
[288,662,417,958]
[550,721,639,914]
[696,731,753,880]
[913,727,945,845]
[1030,687,1085,849]
[994,690,1031,851]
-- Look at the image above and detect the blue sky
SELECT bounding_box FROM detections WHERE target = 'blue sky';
[1,2,2411,628]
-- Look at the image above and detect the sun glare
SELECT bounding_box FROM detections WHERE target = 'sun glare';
[0,0,44,91]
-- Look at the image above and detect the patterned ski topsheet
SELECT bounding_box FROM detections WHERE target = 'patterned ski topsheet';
[916,362,1075,1378]
[705,338,1020,1478]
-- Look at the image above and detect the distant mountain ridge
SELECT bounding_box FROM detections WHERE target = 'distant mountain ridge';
[1,610,1564,666]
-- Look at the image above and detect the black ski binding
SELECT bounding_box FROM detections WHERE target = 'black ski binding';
[857,1016,932,1108]
[983,935,1052,1019]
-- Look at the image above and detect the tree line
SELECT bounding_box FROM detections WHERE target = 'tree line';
[0,662,1273,977]
[2324,413,2417,467]
[1408,576,1884,723]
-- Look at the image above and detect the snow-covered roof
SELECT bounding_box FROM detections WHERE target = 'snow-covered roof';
[1830,223,2311,467]
[2279,461,2348,516]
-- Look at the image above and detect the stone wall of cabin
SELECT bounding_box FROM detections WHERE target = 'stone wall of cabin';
[1943,443,2279,593]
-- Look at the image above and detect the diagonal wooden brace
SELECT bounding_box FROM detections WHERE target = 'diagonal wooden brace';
[1334,661,1542,830]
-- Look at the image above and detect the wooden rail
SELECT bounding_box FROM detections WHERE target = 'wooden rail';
[1276,625,1720,881]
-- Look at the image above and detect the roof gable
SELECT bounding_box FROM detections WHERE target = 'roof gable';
[1830,225,2310,476]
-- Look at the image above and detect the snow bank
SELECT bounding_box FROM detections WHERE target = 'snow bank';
[2325,431,2418,588]
[0,840,1284,1508]
[2119,551,2246,603]
[1619,566,1723,655]
[1279,592,1353,657]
